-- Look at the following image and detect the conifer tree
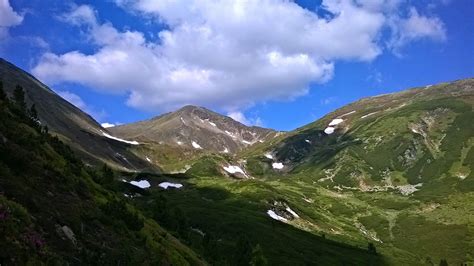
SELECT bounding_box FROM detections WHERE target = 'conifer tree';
[13,85,26,111]
[0,80,6,100]
[30,104,38,119]
[368,243,377,254]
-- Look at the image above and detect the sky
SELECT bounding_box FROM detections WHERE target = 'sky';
[1,0,473,131]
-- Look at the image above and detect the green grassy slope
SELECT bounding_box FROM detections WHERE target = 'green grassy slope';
[236,79,474,265]
[120,173,383,265]
[171,79,473,265]
[0,84,203,264]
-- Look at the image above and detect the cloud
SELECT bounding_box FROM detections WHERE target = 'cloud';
[388,7,446,54]
[57,90,107,121]
[0,0,23,40]
[58,4,97,26]
[320,97,337,105]
[32,1,447,115]
[227,111,264,127]
[227,111,249,125]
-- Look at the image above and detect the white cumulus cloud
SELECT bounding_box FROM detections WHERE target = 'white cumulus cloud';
[388,7,446,54]
[0,0,23,40]
[32,1,447,118]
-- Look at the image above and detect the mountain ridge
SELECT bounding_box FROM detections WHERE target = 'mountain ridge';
[0,58,154,172]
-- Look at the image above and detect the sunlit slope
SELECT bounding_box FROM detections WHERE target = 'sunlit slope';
[245,79,474,190]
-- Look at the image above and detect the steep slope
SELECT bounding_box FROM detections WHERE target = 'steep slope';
[110,105,277,171]
[0,92,204,264]
[0,58,152,171]
[233,78,474,264]
[245,79,474,186]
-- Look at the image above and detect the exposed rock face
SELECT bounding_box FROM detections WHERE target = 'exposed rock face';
[110,105,277,154]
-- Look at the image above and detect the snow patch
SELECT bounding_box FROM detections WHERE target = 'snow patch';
[129,180,151,189]
[242,140,252,145]
[192,141,202,149]
[286,207,300,218]
[101,131,139,145]
[222,147,229,153]
[264,153,273,159]
[361,112,378,119]
[146,157,152,162]
[324,127,335,134]
[208,121,217,127]
[305,139,311,144]
[180,117,186,124]
[339,111,356,118]
[272,162,284,169]
[267,210,288,222]
[176,141,183,145]
[101,122,115,128]
[225,130,238,139]
[223,165,247,176]
[159,182,183,189]
[328,118,344,126]
[303,197,314,203]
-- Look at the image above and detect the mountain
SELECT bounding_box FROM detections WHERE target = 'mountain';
[0,58,152,172]
[244,78,474,184]
[110,105,277,171]
[2,57,472,265]
[229,78,473,264]
[0,89,203,264]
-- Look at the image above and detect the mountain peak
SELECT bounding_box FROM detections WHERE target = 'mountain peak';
[178,105,205,112]
[109,104,277,164]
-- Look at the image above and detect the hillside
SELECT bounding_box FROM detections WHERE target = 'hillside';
[228,78,473,264]
[0,58,153,172]
[0,83,203,264]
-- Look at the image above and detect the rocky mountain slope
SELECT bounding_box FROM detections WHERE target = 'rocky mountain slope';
[111,105,276,154]
[110,105,277,171]
[0,59,152,172]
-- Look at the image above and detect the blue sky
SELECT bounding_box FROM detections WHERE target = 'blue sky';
[1,0,473,131]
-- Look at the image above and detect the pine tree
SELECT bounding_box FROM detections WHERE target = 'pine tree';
[368,243,377,254]
[30,104,38,119]
[13,85,26,111]
[0,80,6,100]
